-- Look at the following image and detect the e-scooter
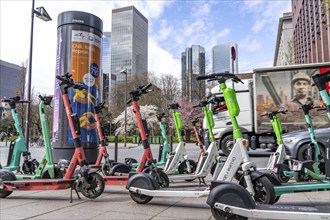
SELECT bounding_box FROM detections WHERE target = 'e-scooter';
[206,72,330,220]
[164,100,222,183]
[0,96,39,174]
[95,84,169,188]
[257,109,294,183]
[0,73,105,202]
[125,112,171,171]
[13,95,63,180]
[291,102,325,182]
[162,103,197,175]
[126,80,276,205]
[90,102,131,176]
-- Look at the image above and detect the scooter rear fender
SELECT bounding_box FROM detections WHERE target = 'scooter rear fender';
[207,181,256,209]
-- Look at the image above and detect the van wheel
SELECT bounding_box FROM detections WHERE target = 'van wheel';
[221,135,234,156]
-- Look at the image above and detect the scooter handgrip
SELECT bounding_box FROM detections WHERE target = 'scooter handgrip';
[141,83,152,92]
[127,99,132,105]
[192,104,200,108]
[197,74,214,81]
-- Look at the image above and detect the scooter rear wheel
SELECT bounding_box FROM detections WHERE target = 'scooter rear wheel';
[80,173,105,199]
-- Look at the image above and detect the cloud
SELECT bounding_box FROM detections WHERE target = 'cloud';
[239,36,261,52]
[217,28,231,38]
[148,38,180,78]
[191,3,211,18]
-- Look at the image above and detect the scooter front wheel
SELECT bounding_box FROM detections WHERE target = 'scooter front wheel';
[0,170,16,198]
[42,167,63,179]
[80,173,105,199]
[277,163,291,183]
[22,159,39,175]
[253,176,276,204]
[211,208,247,220]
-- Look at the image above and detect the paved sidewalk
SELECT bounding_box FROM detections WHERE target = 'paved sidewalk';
[0,179,329,220]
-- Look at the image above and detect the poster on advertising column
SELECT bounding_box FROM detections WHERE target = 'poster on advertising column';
[69,30,101,144]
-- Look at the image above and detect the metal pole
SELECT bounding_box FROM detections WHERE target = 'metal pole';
[25,0,35,151]
[114,136,118,162]
[124,72,127,147]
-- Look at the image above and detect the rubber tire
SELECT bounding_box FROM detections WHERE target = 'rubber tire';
[178,159,197,174]
[211,208,248,220]
[221,135,234,156]
[234,167,243,181]
[210,163,216,176]
[294,171,310,182]
[41,167,63,179]
[110,163,131,176]
[277,163,291,183]
[253,176,276,204]
[0,171,16,198]
[80,173,105,199]
[143,168,169,188]
[297,144,325,161]
[129,175,155,204]
[152,170,169,188]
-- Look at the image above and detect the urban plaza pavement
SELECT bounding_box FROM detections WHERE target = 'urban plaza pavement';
[0,142,329,220]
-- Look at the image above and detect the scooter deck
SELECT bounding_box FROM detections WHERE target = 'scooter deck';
[103,176,128,185]
[3,179,74,191]
[274,180,330,196]
[129,186,210,197]
[214,202,330,219]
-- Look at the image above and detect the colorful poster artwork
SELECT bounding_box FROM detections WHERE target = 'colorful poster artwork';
[68,30,101,143]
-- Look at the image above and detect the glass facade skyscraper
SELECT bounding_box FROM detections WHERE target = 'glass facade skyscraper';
[181,45,205,101]
[101,32,111,103]
[102,32,111,74]
[111,6,148,82]
[212,43,238,74]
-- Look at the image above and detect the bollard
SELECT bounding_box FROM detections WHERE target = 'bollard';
[114,136,118,162]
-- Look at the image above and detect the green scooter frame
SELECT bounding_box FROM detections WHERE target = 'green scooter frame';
[0,97,38,174]
[14,96,62,180]
[257,109,294,183]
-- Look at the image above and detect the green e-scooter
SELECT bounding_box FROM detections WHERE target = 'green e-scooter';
[0,96,39,174]
[14,95,63,179]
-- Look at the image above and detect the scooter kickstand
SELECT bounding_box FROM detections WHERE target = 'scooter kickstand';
[70,184,81,203]
[199,177,207,186]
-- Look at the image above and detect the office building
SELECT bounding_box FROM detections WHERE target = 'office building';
[0,60,25,99]
[292,0,330,63]
[102,32,111,74]
[101,32,111,103]
[181,45,205,101]
[274,12,294,66]
[110,6,148,83]
[212,43,238,74]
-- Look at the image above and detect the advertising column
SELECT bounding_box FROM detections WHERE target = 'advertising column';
[53,11,103,162]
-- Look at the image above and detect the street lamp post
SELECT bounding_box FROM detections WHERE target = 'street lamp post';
[24,0,52,150]
[120,68,128,147]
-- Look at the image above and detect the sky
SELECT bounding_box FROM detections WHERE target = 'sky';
[0,0,291,96]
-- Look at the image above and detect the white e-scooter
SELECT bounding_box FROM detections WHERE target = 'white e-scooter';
[206,72,330,220]
[126,73,279,205]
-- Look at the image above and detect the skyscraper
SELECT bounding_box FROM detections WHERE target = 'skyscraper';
[101,32,111,74]
[274,12,294,66]
[101,32,111,103]
[0,60,25,99]
[111,6,148,83]
[292,0,330,63]
[212,43,238,74]
[181,45,205,101]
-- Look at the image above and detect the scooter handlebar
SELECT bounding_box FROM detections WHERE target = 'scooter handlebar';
[197,72,243,84]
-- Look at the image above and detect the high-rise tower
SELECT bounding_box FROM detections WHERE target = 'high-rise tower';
[110,6,148,82]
